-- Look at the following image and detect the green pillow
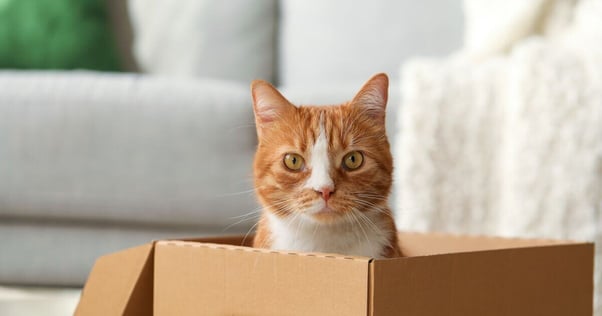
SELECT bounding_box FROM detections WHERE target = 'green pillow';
[0,0,121,71]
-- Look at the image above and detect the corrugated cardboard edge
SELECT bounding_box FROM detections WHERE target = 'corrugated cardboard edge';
[173,235,254,246]
[366,258,375,316]
[74,243,155,316]
[158,240,371,260]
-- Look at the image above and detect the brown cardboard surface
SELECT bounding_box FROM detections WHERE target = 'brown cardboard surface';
[370,243,594,316]
[153,240,371,316]
[75,243,154,316]
[75,232,594,316]
[398,231,573,256]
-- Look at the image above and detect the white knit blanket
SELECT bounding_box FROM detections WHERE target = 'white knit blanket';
[395,0,602,312]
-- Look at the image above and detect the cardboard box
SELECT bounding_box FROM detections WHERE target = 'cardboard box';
[75,232,594,315]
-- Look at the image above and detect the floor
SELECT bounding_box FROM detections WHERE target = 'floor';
[0,286,80,316]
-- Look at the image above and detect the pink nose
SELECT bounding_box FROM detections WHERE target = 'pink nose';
[316,187,335,201]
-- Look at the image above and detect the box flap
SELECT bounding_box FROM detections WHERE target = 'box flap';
[397,231,576,256]
[154,240,372,316]
[75,243,155,316]
[370,243,594,316]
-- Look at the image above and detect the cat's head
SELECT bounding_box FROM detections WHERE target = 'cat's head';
[251,74,392,225]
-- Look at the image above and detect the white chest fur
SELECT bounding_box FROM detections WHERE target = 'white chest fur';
[266,212,391,258]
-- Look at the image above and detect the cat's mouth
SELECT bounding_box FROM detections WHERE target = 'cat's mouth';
[305,203,346,223]
[314,206,335,215]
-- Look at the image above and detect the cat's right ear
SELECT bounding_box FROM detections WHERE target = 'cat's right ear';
[251,80,294,136]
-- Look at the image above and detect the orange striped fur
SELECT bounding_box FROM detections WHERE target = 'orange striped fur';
[250,73,401,258]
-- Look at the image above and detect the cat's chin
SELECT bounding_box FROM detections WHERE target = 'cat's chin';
[305,206,346,224]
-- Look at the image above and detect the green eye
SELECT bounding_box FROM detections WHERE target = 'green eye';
[343,151,364,170]
[283,153,305,171]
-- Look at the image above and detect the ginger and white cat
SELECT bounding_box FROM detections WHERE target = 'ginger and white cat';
[251,73,401,258]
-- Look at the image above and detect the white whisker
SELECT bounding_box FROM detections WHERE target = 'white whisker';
[241,221,260,246]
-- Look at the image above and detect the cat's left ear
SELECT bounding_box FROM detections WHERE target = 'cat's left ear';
[350,73,388,124]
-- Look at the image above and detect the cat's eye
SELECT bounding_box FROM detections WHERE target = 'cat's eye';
[283,153,305,171]
[342,151,364,170]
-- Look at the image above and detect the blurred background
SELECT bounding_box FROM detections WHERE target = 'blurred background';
[0,0,600,315]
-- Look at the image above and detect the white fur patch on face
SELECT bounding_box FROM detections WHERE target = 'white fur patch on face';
[304,116,334,192]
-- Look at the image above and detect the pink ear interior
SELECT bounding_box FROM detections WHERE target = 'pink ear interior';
[251,80,293,130]
[351,73,389,123]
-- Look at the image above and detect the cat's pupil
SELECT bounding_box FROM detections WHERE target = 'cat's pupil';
[292,157,297,164]
[350,156,355,163]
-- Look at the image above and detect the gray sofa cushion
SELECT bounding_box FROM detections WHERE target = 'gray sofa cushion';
[0,71,258,228]
[128,0,277,82]
[278,0,463,87]
[0,219,245,286]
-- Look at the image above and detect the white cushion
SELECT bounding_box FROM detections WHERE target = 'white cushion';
[462,0,577,58]
[128,0,277,82]
[278,0,464,87]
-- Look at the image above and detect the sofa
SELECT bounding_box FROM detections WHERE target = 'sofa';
[0,0,463,286]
